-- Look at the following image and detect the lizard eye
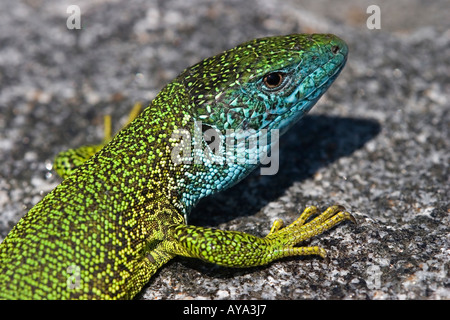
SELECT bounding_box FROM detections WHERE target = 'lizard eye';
[262,72,287,90]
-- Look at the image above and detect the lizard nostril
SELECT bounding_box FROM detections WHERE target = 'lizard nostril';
[331,45,340,54]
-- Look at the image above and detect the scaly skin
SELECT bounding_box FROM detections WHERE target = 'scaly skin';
[0,34,353,299]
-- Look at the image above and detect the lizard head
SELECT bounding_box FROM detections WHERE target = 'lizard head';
[181,33,348,136]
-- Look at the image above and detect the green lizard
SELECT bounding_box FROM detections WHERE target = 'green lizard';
[0,33,354,299]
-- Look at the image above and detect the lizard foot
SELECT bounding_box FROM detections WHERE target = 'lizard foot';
[265,205,356,258]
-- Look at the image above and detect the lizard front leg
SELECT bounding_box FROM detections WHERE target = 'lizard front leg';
[161,206,356,268]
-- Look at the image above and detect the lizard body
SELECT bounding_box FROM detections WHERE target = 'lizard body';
[0,33,352,299]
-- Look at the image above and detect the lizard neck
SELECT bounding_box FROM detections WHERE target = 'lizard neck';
[108,81,259,218]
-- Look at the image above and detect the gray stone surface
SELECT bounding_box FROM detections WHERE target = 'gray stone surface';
[0,0,448,299]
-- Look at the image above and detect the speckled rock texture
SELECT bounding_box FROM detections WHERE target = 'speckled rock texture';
[0,0,448,300]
